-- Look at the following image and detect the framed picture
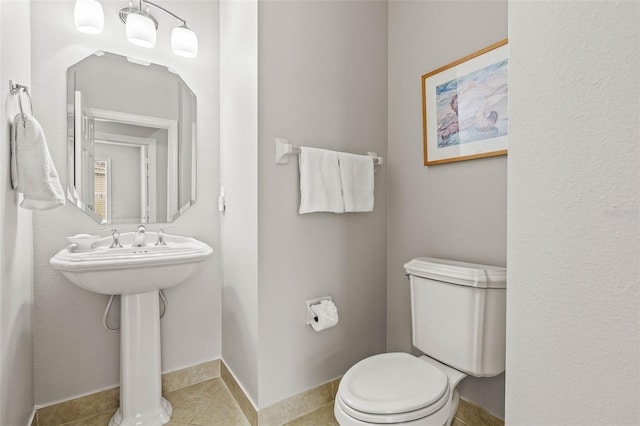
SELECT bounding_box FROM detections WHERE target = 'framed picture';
[422,39,508,166]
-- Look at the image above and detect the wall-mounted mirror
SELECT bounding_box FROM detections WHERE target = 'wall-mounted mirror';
[67,51,196,224]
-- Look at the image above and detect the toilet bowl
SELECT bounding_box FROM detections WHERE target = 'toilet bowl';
[335,257,507,426]
[334,353,466,425]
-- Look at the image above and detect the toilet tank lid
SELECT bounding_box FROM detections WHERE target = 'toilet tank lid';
[404,257,506,288]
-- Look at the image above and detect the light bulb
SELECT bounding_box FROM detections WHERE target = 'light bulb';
[74,0,104,34]
[126,11,156,48]
[171,25,198,58]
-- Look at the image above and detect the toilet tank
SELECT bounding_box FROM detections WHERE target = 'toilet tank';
[404,257,506,377]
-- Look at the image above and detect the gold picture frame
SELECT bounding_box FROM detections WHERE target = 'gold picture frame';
[422,39,509,166]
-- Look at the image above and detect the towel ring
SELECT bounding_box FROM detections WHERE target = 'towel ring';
[9,80,34,123]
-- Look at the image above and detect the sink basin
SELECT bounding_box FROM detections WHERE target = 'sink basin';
[50,231,213,426]
[50,232,213,295]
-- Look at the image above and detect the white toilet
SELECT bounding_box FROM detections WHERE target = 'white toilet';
[335,257,506,426]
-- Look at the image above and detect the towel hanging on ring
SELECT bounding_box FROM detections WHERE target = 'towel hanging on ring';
[11,112,65,210]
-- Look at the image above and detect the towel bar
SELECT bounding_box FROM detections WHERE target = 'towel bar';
[275,137,383,166]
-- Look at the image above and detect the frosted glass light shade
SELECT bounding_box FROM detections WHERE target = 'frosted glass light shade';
[126,12,156,48]
[171,26,198,58]
[74,0,104,34]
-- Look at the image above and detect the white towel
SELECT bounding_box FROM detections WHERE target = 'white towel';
[338,152,374,212]
[299,147,344,214]
[11,113,65,210]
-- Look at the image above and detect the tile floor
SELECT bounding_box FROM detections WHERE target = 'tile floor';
[56,378,338,426]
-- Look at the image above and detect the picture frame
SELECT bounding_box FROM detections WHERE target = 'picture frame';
[422,39,508,166]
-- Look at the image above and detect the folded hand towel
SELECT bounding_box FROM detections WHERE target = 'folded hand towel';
[338,152,374,212]
[299,147,344,214]
[11,113,65,210]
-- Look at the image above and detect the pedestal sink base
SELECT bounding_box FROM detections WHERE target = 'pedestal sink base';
[108,398,172,426]
[109,291,171,426]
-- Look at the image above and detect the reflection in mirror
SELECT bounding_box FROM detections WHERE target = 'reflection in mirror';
[67,51,196,224]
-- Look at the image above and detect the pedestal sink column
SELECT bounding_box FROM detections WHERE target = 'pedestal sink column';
[109,290,172,426]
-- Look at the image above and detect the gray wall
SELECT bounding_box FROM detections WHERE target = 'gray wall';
[221,0,388,409]
[0,1,35,424]
[506,1,640,424]
[31,0,221,406]
[257,0,388,408]
[220,0,260,405]
[387,0,508,418]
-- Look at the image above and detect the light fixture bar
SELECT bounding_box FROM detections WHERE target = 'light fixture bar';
[141,0,187,26]
[119,6,158,29]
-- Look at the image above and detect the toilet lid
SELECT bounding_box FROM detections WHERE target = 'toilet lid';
[339,353,449,419]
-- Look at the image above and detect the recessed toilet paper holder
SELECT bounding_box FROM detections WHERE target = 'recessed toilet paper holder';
[305,296,333,324]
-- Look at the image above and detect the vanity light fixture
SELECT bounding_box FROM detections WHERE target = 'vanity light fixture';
[125,6,157,48]
[74,0,104,34]
[171,24,199,59]
[73,0,198,59]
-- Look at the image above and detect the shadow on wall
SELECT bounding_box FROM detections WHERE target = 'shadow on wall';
[0,303,33,423]
[2,188,22,273]
[222,286,258,402]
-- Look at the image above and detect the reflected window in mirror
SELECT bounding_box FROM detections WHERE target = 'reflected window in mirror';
[93,160,109,222]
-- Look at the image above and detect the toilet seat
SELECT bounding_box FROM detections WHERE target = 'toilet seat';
[337,353,450,423]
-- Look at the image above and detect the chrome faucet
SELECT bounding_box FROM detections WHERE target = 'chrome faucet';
[133,225,147,247]
[100,228,122,248]
[155,226,174,246]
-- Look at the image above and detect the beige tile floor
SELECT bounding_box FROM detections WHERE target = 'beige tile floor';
[283,403,336,426]
[56,378,338,426]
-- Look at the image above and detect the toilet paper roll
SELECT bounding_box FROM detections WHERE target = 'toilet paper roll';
[310,300,339,331]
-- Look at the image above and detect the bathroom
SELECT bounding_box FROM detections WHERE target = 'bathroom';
[1,0,638,425]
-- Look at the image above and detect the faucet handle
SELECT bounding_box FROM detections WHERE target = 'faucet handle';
[155,226,174,246]
[99,228,123,248]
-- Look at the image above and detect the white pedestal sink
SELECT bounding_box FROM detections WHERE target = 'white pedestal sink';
[50,232,213,426]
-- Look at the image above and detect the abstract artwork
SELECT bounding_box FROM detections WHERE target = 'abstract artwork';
[423,40,508,165]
